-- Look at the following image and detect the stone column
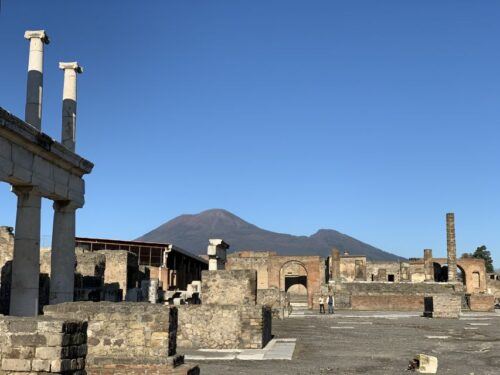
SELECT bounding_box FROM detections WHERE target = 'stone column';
[10,187,41,316]
[424,249,434,281]
[330,248,341,282]
[59,62,83,151]
[24,30,49,130]
[446,213,457,282]
[207,239,229,270]
[50,201,78,305]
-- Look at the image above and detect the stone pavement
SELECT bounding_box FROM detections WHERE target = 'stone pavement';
[186,310,500,374]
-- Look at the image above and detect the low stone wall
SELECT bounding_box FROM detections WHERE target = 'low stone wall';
[351,295,424,311]
[202,270,257,305]
[424,294,461,318]
[44,302,177,366]
[469,294,495,312]
[178,304,272,349]
[334,282,463,310]
[0,315,87,374]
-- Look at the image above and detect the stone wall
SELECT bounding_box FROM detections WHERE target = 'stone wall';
[0,315,87,374]
[98,251,138,300]
[351,295,424,311]
[0,226,14,315]
[424,294,462,318]
[469,294,495,312]
[177,304,272,349]
[44,302,177,366]
[202,270,257,305]
[334,282,462,310]
[227,252,274,289]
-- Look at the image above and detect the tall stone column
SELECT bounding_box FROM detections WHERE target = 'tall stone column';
[424,249,434,281]
[59,62,83,151]
[446,213,457,282]
[24,30,49,130]
[49,201,78,305]
[330,248,341,282]
[10,187,41,316]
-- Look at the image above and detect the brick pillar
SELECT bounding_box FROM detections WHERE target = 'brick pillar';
[446,213,457,282]
[424,249,434,281]
[331,248,340,282]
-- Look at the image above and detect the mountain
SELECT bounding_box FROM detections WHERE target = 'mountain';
[136,209,404,261]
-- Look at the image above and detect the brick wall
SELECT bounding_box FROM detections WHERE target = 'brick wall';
[202,270,257,305]
[469,294,495,312]
[0,315,87,374]
[351,295,424,311]
[177,304,272,349]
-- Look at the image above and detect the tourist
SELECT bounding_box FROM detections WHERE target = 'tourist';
[319,295,325,314]
[328,294,335,314]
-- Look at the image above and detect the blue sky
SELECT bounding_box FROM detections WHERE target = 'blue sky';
[0,1,499,266]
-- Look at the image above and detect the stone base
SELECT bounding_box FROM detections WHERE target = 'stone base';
[424,294,461,319]
[86,355,199,375]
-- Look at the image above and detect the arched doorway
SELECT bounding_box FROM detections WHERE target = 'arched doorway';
[433,262,466,285]
[280,260,309,308]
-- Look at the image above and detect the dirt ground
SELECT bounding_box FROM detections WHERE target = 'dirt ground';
[186,310,500,375]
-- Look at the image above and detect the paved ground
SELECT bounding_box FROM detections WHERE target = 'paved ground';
[185,310,500,375]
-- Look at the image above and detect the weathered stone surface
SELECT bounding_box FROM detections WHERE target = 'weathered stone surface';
[0,315,87,374]
[424,294,461,318]
[44,301,190,372]
[469,294,495,312]
[177,304,272,349]
[202,270,257,306]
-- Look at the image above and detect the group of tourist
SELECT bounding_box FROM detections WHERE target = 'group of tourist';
[318,294,335,314]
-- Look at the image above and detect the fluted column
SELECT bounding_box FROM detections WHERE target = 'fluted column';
[24,30,49,129]
[50,201,78,305]
[10,187,41,316]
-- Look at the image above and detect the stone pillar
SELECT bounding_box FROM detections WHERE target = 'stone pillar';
[59,62,83,151]
[446,213,457,282]
[50,201,78,305]
[24,30,49,130]
[207,239,229,270]
[331,248,340,282]
[10,187,41,316]
[424,249,434,281]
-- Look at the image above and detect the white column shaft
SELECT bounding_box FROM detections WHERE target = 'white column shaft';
[10,188,41,316]
[61,69,77,151]
[25,38,45,129]
[50,202,77,305]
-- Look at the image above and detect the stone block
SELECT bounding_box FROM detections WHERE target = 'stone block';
[1,358,32,371]
[202,270,257,306]
[416,354,438,373]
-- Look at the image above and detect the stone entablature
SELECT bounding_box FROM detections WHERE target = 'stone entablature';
[0,107,92,206]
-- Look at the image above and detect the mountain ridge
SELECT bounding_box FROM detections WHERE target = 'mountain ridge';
[137,209,404,261]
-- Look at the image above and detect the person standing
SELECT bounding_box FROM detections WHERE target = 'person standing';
[328,294,335,314]
[319,295,325,314]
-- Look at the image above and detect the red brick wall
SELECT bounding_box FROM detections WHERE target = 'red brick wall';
[469,294,494,312]
[350,295,424,311]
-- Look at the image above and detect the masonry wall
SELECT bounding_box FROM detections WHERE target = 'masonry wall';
[0,226,14,315]
[469,294,495,312]
[227,252,274,289]
[44,302,177,366]
[366,261,402,282]
[177,304,272,349]
[334,282,462,310]
[424,294,462,318]
[0,315,87,374]
[98,250,138,301]
[202,269,257,305]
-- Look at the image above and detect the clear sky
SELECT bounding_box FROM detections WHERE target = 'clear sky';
[0,1,498,266]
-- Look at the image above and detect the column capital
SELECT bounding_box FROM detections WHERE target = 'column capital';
[24,30,50,44]
[53,200,80,212]
[59,62,83,74]
[11,185,40,197]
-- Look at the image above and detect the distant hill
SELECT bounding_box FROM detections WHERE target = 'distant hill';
[136,209,404,261]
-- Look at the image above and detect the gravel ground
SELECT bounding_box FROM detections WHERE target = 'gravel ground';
[185,310,500,375]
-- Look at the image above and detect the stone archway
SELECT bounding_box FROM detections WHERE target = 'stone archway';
[280,260,309,307]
